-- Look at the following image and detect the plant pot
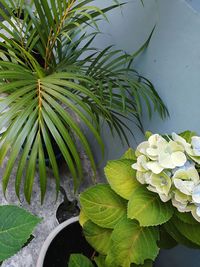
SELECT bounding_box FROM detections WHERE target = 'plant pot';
[36,216,95,267]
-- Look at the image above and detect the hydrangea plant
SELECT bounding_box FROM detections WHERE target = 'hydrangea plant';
[79,132,200,267]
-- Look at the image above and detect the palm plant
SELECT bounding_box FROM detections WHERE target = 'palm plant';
[0,0,168,203]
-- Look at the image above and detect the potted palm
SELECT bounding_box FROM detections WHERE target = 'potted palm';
[0,0,168,204]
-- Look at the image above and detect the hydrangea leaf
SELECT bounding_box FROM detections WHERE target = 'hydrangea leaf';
[0,205,41,261]
[80,184,127,229]
[128,187,174,226]
[105,249,117,267]
[104,159,141,200]
[109,219,159,266]
[83,220,112,255]
[68,254,94,267]
[157,226,177,249]
[79,209,89,227]
[175,211,199,225]
[145,131,153,139]
[173,216,200,246]
[121,148,137,160]
[94,255,110,267]
[164,218,200,249]
[179,130,197,143]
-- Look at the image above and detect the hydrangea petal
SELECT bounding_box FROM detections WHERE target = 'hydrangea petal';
[146,161,163,174]
[136,141,149,156]
[191,207,200,222]
[196,206,200,217]
[147,185,171,202]
[192,184,200,203]
[191,136,200,156]
[171,152,187,167]
[146,147,158,158]
[172,199,187,212]
[132,155,149,172]
[158,153,175,169]
[174,179,195,195]
[148,134,163,146]
[174,190,190,204]
[172,132,191,150]
[187,167,199,182]
[150,173,171,196]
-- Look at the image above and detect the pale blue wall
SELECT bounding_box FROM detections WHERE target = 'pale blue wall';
[91,0,200,266]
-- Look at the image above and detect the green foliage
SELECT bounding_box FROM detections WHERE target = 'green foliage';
[121,148,137,161]
[107,219,159,266]
[0,0,168,203]
[104,159,140,200]
[157,227,177,249]
[0,205,41,262]
[83,220,112,255]
[79,184,127,228]
[179,130,197,143]
[128,186,174,226]
[79,150,200,266]
[68,254,94,267]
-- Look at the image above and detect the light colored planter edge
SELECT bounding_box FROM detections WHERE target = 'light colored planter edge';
[36,216,79,267]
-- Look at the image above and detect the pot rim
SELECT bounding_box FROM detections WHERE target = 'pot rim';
[36,216,79,267]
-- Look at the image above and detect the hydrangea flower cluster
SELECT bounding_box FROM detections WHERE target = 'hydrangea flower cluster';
[132,133,200,222]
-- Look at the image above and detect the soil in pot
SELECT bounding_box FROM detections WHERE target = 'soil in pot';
[43,221,95,267]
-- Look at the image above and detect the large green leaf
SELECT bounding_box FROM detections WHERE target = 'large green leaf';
[108,219,159,266]
[79,184,127,228]
[0,205,41,261]
[104,159,141,200]
[121,148,137,161]
[157,226,177,249]
[164,218,200,249]
[94,255,108,267]
[83,220,112,255]
[128,187,174,226]
[68,254,94,267]
[175,211,199,225]
[172,216,200,246]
